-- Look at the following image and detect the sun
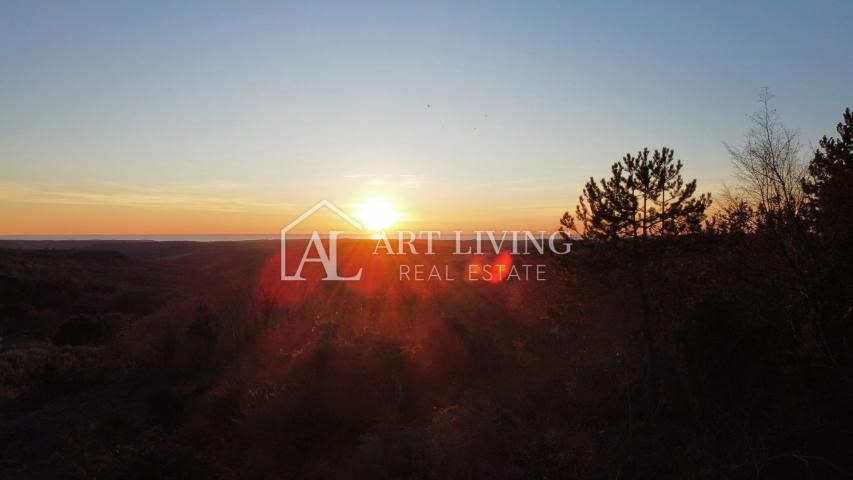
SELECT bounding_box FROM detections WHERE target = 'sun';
[356,197,399,231]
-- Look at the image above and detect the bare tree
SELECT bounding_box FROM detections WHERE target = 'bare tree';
[726,88,806,220]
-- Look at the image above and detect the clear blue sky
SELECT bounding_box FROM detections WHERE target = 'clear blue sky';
[1,0,851,233]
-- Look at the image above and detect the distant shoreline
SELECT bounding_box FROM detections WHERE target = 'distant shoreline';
[0,233,569,242]
[0,235,282,242]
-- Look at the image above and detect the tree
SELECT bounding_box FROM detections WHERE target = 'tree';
[801,108,853,378]
[726,88,805,223]
[724,89,811,310]
[561,160,637,239]
[802,108,853,247]
[561,147,711,239]
[560,147,711,416]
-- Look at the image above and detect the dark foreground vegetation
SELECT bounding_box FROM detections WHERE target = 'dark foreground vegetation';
[1,105,851,479]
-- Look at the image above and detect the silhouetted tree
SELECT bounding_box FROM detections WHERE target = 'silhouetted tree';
[560,148,710,419]
[561,147,710,239]
[726,88,806,225]
[801,108,853,379]
[802,108,853,249]
[561,160,637,239]
[724,89,812,321]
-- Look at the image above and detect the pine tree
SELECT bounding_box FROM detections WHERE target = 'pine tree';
[562,147,711,239]
[561,161,638,239]
[560,147,711,413]
[802,108,853,247]
[799,108,853,388]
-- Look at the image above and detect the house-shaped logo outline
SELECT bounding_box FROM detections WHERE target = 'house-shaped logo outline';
[280,199,363,280]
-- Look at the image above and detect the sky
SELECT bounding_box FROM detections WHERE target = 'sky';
[1,0,851,235]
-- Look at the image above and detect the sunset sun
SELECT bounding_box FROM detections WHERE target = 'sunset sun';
[356,197,399,231]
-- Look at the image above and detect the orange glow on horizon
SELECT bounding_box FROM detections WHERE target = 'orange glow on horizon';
[0,194,567,235]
